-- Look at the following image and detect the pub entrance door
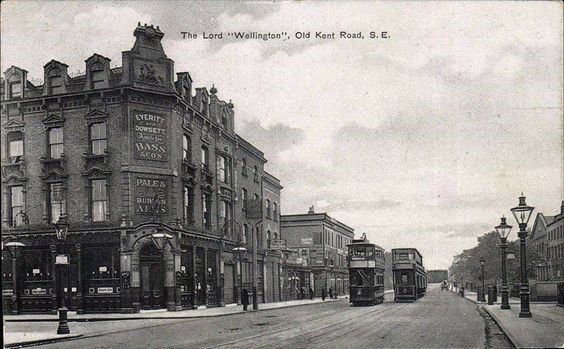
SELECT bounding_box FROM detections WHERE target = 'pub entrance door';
[139,243,165,310]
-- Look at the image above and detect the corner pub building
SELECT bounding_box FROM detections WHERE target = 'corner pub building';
[1,23,283,314]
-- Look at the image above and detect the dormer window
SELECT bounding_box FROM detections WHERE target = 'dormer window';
[91,63,105,89]
[48,127,64,159]
[48,69,63,94]
[8,131,24,162]
[9,81,22,99]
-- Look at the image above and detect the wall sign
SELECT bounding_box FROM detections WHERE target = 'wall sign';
[97,287,114,294]
[133,111,168,161]
[135,177,168,214]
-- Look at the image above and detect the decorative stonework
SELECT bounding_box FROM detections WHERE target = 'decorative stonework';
[138,63,163,85]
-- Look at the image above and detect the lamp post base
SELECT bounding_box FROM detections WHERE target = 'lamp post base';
[501,290,510,309]
[519,311,532,318]
[57,307,70,335]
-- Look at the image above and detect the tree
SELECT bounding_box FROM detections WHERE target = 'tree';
[448,230,542,290]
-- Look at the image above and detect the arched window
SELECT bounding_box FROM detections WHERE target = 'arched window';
[183,135,191,162]
[241,188,248,210]
[243,224,249,245]
[253,165,259,181]
[241,158,247,176]
[266,199,271,218]
[273,202,278,221]
[217,155,230,184]
[267,230,271,249]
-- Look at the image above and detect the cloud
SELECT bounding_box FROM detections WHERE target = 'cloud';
[1,1,561,269]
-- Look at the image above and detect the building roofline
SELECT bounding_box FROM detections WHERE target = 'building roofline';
[263,170,283,189]
[236,134,266,162]
[280,212,354,233]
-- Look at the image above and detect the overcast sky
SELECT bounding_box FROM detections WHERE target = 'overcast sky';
[2,1,562,269]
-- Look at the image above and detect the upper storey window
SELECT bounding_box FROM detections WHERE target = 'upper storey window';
[91,63,105,89]
[242,158,248,176]
[90,122,107,155]
[217,155,231,184]
[48,69,63,94]
[183,135,192,162]
[9,81,22,99]
[201,146,209,170]
[253,165,259,181]
[8,131,24,162]
[48,127,64,159]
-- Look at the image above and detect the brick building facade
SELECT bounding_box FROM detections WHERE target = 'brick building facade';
[1,23,282,314]
[280,207,354,297]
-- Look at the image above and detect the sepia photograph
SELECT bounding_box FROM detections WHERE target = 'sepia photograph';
[1,1,562,348]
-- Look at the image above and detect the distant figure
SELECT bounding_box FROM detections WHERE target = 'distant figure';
[241,288,249,311]
[300,287,305,300]
[309,287,314,300]
[322,287,327,301]
[329,287,333,300]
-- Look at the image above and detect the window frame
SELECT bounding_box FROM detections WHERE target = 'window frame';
[7,131,24,161]
[9,185,25,227]
[48,126,64,159]
[91,179,108,222]
[89,122,107,155]
[48,182,66,223]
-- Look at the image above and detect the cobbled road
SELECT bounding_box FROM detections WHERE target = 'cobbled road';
[35,284,494,349]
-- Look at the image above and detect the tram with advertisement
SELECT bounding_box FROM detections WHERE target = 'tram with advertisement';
[347,235,385,306]
[392,248,427,302]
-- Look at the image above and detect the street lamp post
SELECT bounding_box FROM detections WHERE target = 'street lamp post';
[511,194,534,318]
[5,239,26,315]
[479,257,486,302]
[54,214,70,335]
[495,216,513,309]
[224,220,245,305]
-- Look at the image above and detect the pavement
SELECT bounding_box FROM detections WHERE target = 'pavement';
[3,294,355,348]
[10,286,486,349]
[450,287,564,349]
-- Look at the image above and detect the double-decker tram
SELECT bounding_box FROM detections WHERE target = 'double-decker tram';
[347,236,385,306]
[392,248,427,302]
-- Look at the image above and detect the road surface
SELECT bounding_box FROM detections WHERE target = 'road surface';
[35,284,497,348]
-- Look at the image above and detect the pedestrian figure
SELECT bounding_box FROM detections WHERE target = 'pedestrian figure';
[329,287,333,300]
[300,287,305,300]
[309,287,314,300]
[322,287,327,301]
[241,288,249,311]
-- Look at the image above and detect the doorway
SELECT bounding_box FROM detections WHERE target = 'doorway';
[139,243,165,309]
